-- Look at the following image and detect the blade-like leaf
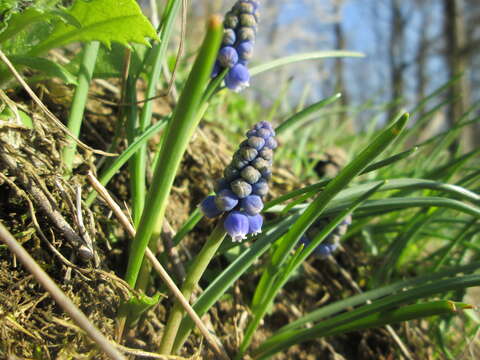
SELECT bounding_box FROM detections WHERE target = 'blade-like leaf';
[249,51,364,77]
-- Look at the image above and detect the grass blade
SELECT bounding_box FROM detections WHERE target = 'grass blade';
[249,51,364,77]
[275,93,341,135]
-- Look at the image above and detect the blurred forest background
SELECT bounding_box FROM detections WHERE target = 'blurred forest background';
[179,0,479,150]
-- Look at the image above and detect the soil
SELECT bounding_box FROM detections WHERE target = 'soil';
[0,80,430,359]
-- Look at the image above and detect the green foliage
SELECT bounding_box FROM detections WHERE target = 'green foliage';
[31,0,158,55]
[0,0,157,83]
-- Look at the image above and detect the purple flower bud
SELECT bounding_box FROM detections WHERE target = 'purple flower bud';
[200,196,222,218]
[238,27,256,42]
[215,189,239,211]
[232,153,250,169]
[241,165,261,184]
[218,46,239,68]
[235,1,255,13]
[257,121,273,130]
[223,28,236,46]
[230,178,252,198]
[246,129,257,137]
[252,178,268,196]
[239,147,258,161]
[247,136,265,150]
[247,213,263,235]
[224,11,239,29]
[260,167,272,179]
[241,194,263,215]
[224,211,249,242]
[264,136,278,149]
[225,63,250,92]
[239,13,256,27]
[256,127,272,139]
[315,243,334,258]
[252,157,269,172]
[259,147,273,161]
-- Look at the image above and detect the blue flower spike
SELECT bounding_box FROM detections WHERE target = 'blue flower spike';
[297,214,353,259]
[199,121,276,242]
[213,0,260,92]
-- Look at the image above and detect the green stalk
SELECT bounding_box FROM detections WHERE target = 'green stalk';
[159,223,227,354]
[62,41,100,173]
[128,0,182,226]
[125,75,144,226]
[123,16,222,288]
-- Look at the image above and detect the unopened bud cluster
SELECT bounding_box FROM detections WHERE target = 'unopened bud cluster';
[212,0,260,92]
[300,215,352,258]
[200,121,277,242]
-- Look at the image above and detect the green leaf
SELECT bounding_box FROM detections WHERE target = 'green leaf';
[9,55,78,84]
[249,51,364,77]
[0,7,76,44]
[31,0,158,55]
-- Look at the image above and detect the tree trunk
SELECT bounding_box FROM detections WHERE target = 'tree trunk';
[443,0,473,152]
[388,0,406,122]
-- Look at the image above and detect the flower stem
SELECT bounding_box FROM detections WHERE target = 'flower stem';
[62,41,100,173]
[122,15,222,289]
[158,222,227,354]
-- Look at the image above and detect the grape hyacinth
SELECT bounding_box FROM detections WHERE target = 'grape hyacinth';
[212,0,260,92]
[200,121,276,242]
[299,215,352,259]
